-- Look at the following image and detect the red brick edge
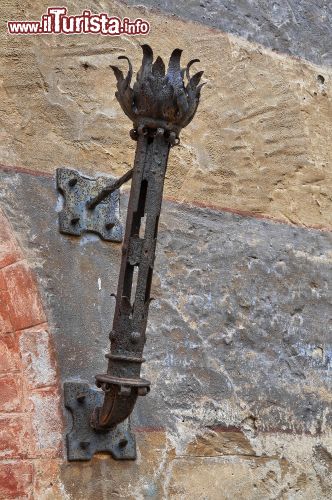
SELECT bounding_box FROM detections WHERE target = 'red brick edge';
[0,209,64,499]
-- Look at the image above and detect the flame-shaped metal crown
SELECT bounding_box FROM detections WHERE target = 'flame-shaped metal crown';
[111,44,205,137]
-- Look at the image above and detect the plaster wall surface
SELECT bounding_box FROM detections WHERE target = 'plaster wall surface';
[1,1,331,228]
[123,0,332,66]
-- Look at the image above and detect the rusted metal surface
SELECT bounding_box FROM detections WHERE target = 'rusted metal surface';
[92,44,204,433]
[87,168,134,209]
[57,168,123,242]
[64,382,136,460]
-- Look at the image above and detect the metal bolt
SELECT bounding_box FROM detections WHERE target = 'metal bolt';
[130,331,140,344]
[76,392,86,403]
[109,330,116,341]
[119,385,131,396]
[130,128,138,141]
[118,437,128,448]
[137,387,149,396]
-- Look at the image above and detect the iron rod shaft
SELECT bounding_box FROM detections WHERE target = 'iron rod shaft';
[87,168,133,209]
[93,128,170,430]
[91,43,204,432]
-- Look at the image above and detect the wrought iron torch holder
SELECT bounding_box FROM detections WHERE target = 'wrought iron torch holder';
[62,44,204,460]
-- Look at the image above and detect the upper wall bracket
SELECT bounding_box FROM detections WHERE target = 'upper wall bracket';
[56,168,123,242]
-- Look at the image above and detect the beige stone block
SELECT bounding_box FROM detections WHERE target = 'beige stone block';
[167,456,285,499]
[0,1,330,228]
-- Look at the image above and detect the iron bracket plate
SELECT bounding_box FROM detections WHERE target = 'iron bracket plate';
[57,168,123,242]
[64,382,136,461]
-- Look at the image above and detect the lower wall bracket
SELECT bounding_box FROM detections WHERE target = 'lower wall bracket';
[64,382,136,461]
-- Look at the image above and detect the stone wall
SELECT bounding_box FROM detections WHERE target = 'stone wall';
[0,0,331,498]
[0,210,63,498]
